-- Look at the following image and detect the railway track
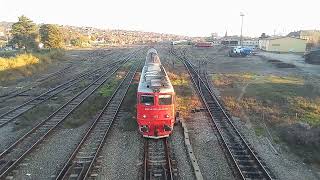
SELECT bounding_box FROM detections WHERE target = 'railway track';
[55,62,139,180]
[0,50,115,101]
[0,65,72,100]
[143,138,175,180]
[171,49,273,180]
[0,52,137,179]
[0,52,131,128]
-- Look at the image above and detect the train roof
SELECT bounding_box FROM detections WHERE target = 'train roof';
[145,48,161,65]
[138,49,174,94]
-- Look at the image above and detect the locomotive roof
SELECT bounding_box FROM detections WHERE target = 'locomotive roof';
[145,48,161,65]
[138,49,174,94]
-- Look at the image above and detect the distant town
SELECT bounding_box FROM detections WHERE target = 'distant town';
[0,21,189,49]
[1,20,320,54]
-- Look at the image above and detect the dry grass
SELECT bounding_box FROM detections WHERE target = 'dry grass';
[213,73,256,88]
[0,54,40,71]
[167,72,189,86]
[265,75,303,85]
[214,72,320,166]
[289,97,320,126]
[223,96,282,123]
[0,50,65,83]
[215,73,319,126]
[213,72,320,166]
[167,71,201,119]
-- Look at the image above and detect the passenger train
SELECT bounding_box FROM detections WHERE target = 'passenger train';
[137,48,175,138]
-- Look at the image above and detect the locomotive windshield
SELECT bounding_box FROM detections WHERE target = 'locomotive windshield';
[159,95,172,105]
[140,95,154,106]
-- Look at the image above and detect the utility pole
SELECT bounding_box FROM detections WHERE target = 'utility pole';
[240,12,245,47]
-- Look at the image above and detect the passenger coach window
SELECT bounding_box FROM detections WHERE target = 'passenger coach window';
[140,95,154,106]
[159,95,172,105]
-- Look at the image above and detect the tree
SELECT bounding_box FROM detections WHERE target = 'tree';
[10,15,38,51]
[70,35,90,47]
[39,24,64,49]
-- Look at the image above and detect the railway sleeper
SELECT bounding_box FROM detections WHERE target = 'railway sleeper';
[234,154,252,160]
[75,159,92,164]
[239,165,260,172]
[233,150,249,155]
[238,164,258,169]
[243,170,263,178]
[2,114,19,119]
[16,93,33,97]
[148,160,167,164]
[228,144,244,150]
[0,118,12,123]
[237,159,255,164]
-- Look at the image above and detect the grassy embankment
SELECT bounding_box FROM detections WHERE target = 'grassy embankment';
[0,50,65,83]
[213,73,320,165]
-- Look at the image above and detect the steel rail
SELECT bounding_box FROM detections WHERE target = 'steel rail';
[0,52,137,179]
[55,61,139,180]
[172,48,273,180]
[143,138,174,180]
[0,53,128,128]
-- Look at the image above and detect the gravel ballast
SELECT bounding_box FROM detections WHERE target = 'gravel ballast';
[186,111,235,180]
[8,124,90,179]
[170,123,196,179]
[96,110,143,180]
[232,118,320,180]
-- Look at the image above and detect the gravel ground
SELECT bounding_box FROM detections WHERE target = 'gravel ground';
[9,123,91,180]
[170,124,195,179]
[0,48,135,178]
[180,46,320,179]
[0,49,127,148]
[96,109,143,180]
[0,99,70,152]
[257,51,320,76]
[232,118,320,180]
[186,111,235,180]
[0,123,29,152]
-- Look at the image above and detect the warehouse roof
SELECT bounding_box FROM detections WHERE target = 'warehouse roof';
[260,36,306,41]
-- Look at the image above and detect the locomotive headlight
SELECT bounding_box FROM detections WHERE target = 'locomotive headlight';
[142,114,147,118]
[165,114,170,118]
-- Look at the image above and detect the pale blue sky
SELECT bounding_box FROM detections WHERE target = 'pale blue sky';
[1,0,319,37]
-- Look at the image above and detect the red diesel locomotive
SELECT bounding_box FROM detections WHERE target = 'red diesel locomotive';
[137,48,175,138]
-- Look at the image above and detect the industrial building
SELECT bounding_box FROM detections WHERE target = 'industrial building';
[259,36,307,53]
[220,37,239,46]
[242,39,259,48]
[287,30,320,42]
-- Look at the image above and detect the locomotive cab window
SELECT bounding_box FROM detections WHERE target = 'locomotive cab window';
[140,95,154,106]
[159,95,172,105]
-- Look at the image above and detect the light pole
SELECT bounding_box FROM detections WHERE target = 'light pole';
[240,12,244,47]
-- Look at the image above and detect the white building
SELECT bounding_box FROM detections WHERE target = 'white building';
[242,39,259,48]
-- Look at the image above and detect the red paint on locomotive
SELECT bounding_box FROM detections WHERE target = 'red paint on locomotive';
[136,48,175,138]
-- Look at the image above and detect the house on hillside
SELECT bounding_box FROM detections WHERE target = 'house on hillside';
[259,36,307,53]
